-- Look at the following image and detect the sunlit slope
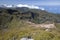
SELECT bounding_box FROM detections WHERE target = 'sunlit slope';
[0,18,60,40]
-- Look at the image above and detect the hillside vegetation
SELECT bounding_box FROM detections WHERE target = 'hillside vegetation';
[0,7,60,40]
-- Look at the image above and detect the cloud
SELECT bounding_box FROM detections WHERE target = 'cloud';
[39,7,45,10]
[16,4,40,9]
[2,4,45,10]
[2,4,13,7]
[6,5,12,7]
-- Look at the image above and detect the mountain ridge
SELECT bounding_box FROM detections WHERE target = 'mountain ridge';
[0,7,60,24]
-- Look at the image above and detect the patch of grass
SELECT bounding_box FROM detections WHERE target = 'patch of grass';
[0,19,60,40]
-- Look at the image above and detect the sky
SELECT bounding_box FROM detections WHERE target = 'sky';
[0,0,60,13]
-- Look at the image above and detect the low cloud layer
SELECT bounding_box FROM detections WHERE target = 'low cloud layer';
[6,5,13,7]
[1,4,45,10]
[16,4,45,10]
[16,4,40,9]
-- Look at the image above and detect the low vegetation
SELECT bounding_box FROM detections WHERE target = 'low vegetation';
[0,7,60,40]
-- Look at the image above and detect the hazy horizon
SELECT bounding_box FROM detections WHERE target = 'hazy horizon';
[0,0,60,13]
